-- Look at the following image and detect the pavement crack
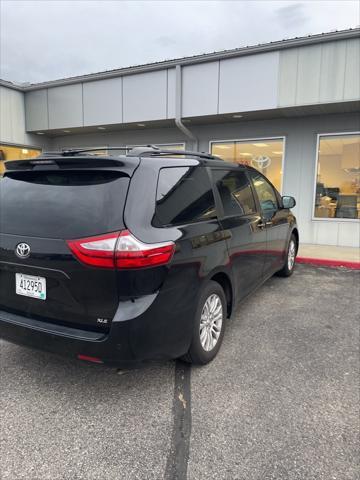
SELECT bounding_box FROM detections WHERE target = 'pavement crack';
[164,360,192,480]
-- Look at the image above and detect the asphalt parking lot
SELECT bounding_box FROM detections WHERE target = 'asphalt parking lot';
[1,264,359,480]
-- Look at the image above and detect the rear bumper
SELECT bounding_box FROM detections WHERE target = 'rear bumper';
[0,290,197,365]
[0,309,135,366]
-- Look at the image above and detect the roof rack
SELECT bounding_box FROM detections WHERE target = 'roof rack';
[40,145,219,161]
[127,145,219,160]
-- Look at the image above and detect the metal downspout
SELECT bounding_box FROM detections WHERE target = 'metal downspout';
[175,65,199,151]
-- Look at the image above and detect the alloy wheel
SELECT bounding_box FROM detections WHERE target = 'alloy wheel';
[199,293,223,352]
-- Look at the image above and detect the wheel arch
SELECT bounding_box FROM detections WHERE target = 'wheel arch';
[209,271,234,319]
[291,227,299,253]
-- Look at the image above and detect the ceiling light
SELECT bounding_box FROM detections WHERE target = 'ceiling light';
[240,153,252,156]
[98,127,106,130]
[215,145,232,149]
[253,143,269,147]
[272,151,283,154]
[36,132,44,135]
[22,149,29,154]
[232,114,243,118]
[137,123,146,127]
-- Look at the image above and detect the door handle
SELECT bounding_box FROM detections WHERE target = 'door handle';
[258,220,273,229]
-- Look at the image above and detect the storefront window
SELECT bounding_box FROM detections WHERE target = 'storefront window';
[0,144,41,176]
[211,138,284,192]
[314,134,360,220]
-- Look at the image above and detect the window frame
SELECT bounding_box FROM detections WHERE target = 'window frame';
[208,136,286,194]
[247,167,281,218]
[209,166,259,220]
[312,131,360,223]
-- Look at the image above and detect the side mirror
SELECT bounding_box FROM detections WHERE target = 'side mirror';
[282,196,296,209]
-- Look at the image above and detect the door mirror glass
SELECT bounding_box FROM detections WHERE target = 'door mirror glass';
[282,196,296,209]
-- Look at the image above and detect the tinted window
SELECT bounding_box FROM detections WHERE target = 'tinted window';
[212,169,256,217]
[155,167,216,226]
[248,170,278,219]
[0,171,129,238]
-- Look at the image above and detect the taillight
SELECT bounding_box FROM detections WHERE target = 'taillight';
[67,230,175,269]
[67,232,119,268]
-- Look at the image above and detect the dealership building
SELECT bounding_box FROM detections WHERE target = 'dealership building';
[0,28,359,248]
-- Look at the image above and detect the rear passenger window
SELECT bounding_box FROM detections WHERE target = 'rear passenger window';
[155,167,216,226]
[212,169,256,217]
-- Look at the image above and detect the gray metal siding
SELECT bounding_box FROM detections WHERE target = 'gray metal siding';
[122,70,167,122]
[278,38,360,107]
[48,84,83,129]
[20,37,360,132]
[25,89,49,131]
[83,77,123,126]
[219,52,279,113]
[182,61,219,117]
[0,86,45,147]
[319,41,347,103]
[167,68,176,118]
[296,45,322,105]
[344,38,360,100]
[278,48,298,107]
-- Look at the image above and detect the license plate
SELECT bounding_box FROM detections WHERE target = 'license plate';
[16,273,47,300]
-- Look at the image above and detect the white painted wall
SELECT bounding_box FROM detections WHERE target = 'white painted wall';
[0,86,46,148]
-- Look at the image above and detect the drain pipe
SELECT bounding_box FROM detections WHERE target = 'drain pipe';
[175,65,199,151]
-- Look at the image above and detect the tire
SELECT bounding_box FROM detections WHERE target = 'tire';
[182,281,227,365]
[277,233,297,277]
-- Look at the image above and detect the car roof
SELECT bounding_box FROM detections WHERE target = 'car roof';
[4,146,248,174]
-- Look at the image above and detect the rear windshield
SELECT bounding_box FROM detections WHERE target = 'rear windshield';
[0,171,129,238]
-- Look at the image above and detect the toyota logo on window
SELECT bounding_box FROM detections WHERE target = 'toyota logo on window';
[251,155,272,170]
[15,243,31,259]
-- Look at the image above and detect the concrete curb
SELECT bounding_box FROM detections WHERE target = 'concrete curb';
[296,257,360,270]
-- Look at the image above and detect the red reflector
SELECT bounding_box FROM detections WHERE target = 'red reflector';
[67,230,175,269]
[77,354,103,364]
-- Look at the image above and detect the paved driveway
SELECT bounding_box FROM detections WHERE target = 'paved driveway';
[1,265,359,480]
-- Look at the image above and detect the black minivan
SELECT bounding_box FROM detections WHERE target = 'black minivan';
[0,146,298,365]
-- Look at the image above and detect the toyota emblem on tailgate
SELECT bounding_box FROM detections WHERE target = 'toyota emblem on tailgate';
[16,243,31,259]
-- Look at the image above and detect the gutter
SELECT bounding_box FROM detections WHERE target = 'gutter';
[175,65,198,151]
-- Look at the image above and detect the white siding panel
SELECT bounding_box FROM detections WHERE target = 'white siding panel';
[315,222,339,246]
[219,52,279,113]
[278,48,298,107]
[319,41,347,103]
[167,68,176,119]
[296,45,322,105]
[0,86,26,144]
[344,38,360,100]
[25,89,49,131]
[83,77,122,126]
[48,84,83,129]
[182,61,219,117]
[338,222,360,248]
[123,70,167,123]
